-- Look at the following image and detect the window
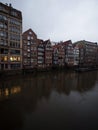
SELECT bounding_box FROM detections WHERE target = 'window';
[1,56,8,61]
[11,11,17,17]
[31,37,33,40]
[0,15,7,21]
[0,48,8,54]
[10,18,21,26]
[10,50,20,55]
[27,49,30,52]
[27,42,30,45]
[10,64,21,69]
[5,64,8,69]
[29,31,32,34]
[10,56,21,62]
[27,36,30,40]
[18,57,20,61]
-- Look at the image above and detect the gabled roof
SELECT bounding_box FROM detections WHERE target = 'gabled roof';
[22,28,37,38]
[62,40,72,45]
[43,39,50,44]
[37,39,44,47]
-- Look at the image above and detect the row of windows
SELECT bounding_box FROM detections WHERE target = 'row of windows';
[0,22,7,29]
[10,33,20,41]
[0,14,21,25]
[23,46,36,51]
[10,18,21,26]
[23,59,37,62]
[0,56,21,62]
[10,42,20,48]
[0,14,7,21]
[0,48,20,54]
[11,11,18,17]
[9,26,20,33]
[0,5,8,13]
[0,31,7,37]
[10,50,20,55]
[0,40,8,46]
[24,52,37,56]
[0,63,21,70]
[10,64,21,69]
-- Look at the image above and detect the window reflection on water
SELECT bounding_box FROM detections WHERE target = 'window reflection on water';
[0,85,21,100]
[0,71,98,130]
[0,71,98,100]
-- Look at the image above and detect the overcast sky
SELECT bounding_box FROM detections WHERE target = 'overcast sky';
[1,0,98,43]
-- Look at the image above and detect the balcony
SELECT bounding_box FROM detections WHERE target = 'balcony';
[38,48,44,51]
[38,52,44,56]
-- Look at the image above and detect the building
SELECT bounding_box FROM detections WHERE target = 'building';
[44,40,53,68]
[52,44,59,66]
[37,39,45,68]
[22,29,38,68]
[63,40,74,66]
[73,45,79,66]
[73,40,97,67]
[57,42,65,67]
[0,2,22,70]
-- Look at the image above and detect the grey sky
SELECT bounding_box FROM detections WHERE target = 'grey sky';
[1,0,98,42]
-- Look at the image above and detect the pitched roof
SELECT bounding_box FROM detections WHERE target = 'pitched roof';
[62,40,72,45]
[22,28,37,38]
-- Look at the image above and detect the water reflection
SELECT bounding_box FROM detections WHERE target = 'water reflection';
[0,71,98,129]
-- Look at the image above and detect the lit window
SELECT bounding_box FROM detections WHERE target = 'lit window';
[1,56,8,61]
[13,57,17,61]
[4,56,8,61]
[18,57,20,61]
[10,56,13,61]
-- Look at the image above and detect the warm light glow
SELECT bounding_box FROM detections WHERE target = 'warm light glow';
[18,57,20,61]
[11,87,21,94]
[10,56,21,61]
[10,57,13,61]
[0,90,1,96]
[4,56,8,61]
[5,88,9,96]
[13,57,17,61]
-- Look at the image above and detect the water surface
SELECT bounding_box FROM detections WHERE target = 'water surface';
[0,71,98,130]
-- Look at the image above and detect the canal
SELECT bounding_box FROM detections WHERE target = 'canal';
[0,70,98,130]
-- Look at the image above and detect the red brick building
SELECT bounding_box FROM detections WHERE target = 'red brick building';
[52,41,66,67]
[44,40,53,68]
[73,40,97,67]
[62,40,74,66]
[22,29,38,68]
[37,39,45,68]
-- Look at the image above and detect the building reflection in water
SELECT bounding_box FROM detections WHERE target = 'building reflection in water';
[0,71,98,129]
[0,86,21,100]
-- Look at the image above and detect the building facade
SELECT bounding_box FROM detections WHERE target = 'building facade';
[73,40,97,67]
[37,39,45,68]
[73,46,79,66]
[52,45,59,66]
[57,42,65,67]
[44,40,53,68]
[0,2,22,70]
[22,29,38,68]
[63,40,74,66]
